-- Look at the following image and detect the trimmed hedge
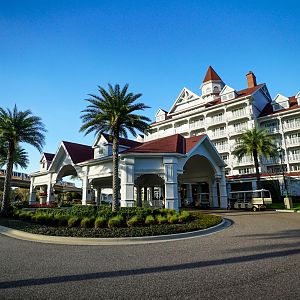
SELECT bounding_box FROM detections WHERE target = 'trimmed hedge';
[0,210,222,238]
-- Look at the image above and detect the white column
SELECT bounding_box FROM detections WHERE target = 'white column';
[211,179,219,208]
[82,168,91,205]
[46,173,54,204]
[252,181,257,190]
[120,158,135,207]
[186,184,193,205]
[28,178,36,204]
[95,187,102,206]
[219,167,228,208]
[163,157,179,211]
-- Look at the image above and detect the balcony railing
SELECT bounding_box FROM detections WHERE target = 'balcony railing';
[283,121,300,130]
[262,157,281,164]
[189,121,205,129]
[215,145,229,152]
[264,126,280,134]
[289,154,300,162]
[286,138,300,145]
[210,131,227,139]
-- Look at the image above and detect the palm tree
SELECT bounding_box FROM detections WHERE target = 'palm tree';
[0,142,29,169]
[80,83,150,211]
[232,127,277,189]
[0,106,46,215]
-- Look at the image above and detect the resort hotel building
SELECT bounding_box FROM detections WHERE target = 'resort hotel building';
[29,66,300,209]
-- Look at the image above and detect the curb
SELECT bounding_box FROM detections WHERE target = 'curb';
[0,218,231,246]
[275,209,299,213]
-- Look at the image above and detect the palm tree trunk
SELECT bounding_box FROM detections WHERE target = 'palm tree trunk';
[112,135,120,212]
[253,150,261,189]
[1,144,14,216]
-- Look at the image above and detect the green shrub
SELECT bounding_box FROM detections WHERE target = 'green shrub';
[68,216,81,227]
[54,215,69,226]
[179,211,190,223]
[94,217,107,228]
[127,215,141,227]
[108,215,124,228]
[156,214,168,225]
[80,217,95,228]
[33,213,52,224]
[70,205,96,218]
[18,211,34,221]
[145,215,156,226]
[168,214,179,224]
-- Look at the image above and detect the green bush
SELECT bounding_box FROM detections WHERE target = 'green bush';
[127,215,141,227]
[18,211,34,221]
[145,215,156,226]
[108,215,124,228]
[33,213,52,224]
[156,214,168,225]
[70,205,96,218]
[94,217,107,228]
[179,211,190,223]
[168,214,179,224]
[68,216,81,227]
[80,217,95,228]
[54,215,69,226]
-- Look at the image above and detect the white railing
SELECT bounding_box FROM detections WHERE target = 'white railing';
[174,124,189,134]
[230,111,247,119]
[286,138,300,145]
[265,126,280,134]
[262,157,281,164]
[189,121,205,129]
[234,157,253,166]
[215,145,228,152]
[284,121,300,130]
[289,154,300,162]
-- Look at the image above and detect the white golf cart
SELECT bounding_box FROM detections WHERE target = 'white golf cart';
[229,189,272,211]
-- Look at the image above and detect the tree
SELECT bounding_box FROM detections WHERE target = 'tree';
[0,105,46,215]
[0,142,29,169]
[80,83,150,211]
[232,127,277,189]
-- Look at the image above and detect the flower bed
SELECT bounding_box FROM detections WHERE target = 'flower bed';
[0,205,222,238]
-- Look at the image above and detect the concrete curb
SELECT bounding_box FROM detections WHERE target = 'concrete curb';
[275,209,299,213]
[0,218,231,246]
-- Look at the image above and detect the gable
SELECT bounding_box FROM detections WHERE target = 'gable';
[168,87,203,114]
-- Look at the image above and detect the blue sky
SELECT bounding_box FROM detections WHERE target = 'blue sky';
[1,0,300,173]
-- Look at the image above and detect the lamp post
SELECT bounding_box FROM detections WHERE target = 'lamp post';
[277,147,291,208]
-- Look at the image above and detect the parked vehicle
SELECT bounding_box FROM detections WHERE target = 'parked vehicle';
[229,189,272,211]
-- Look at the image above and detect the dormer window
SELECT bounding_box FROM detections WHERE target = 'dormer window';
[213,86,219,93]
[272,94,290,111]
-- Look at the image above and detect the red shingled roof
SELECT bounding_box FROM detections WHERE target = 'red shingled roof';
[125,134,206,154]
[205,84,264,108]
[62,141,94,164]
[202,66,223,83]
[259,96,300,117]
[101,133,142,148]
[44,153,55,161]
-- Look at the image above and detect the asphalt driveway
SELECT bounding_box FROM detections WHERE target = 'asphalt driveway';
[0,211,299,299]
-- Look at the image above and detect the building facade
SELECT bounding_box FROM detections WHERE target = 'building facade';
[145,66,300,199]
[29,133,228,209]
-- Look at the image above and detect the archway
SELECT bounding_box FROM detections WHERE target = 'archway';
[134,174,165,207]
[178,155,217,208]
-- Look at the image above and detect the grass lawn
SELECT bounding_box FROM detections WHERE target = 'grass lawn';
[267,202,300,211]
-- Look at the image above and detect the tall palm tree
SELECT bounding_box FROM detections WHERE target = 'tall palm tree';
[0,142,29,169]
[0,106,46,215]
[80,83,150,211]
[232,127,277,189]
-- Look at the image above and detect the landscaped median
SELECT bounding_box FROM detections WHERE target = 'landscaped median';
[0,205,222,238]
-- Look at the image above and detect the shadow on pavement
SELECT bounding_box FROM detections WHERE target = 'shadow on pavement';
[1,247,300,289]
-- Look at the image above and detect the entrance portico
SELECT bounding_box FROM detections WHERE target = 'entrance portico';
[29,133,228,210]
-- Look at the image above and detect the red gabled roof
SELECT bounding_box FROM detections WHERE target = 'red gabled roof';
[125,134,206,154]
[202,66,223,83]
[44,152,55,161]
[205,84,264,108]
[101,133,142,148]
[259,96,300,117]
[62,141,94,164]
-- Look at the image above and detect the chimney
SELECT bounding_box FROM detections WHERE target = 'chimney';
[246,71,257,88]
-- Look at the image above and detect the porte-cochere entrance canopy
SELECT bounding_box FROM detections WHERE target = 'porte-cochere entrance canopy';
[29,133,228,210]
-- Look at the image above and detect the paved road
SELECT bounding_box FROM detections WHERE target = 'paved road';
[0,211,299,299]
